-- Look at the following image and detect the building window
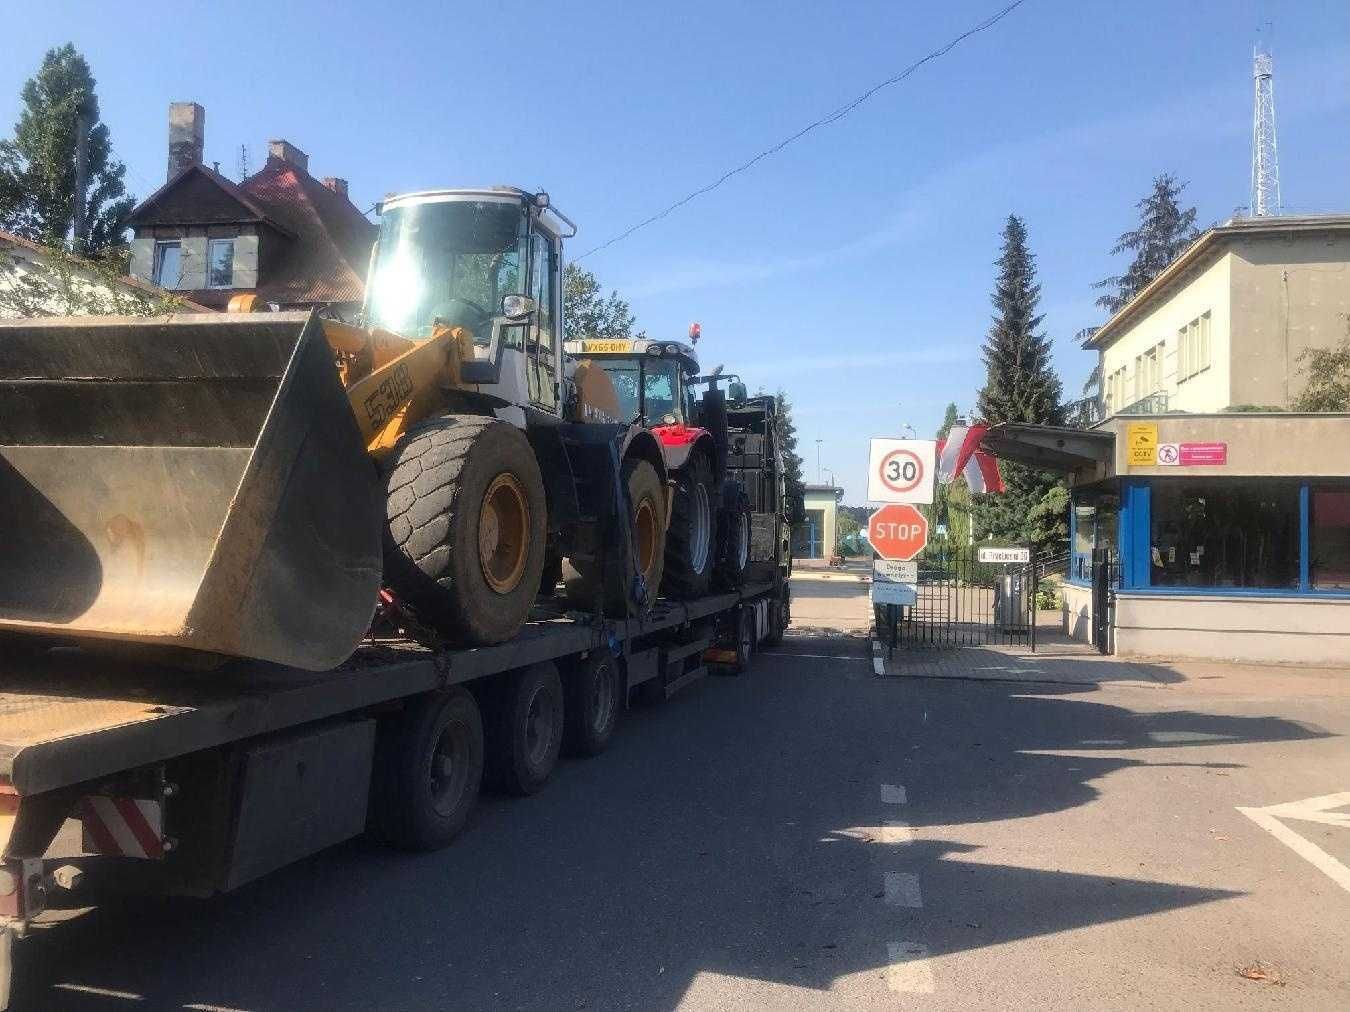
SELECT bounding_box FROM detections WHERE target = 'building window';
[206,238,235,288]
[1106,366,1128,409]
[1310,488,1350,591]
[1177,311,1211,381]
[1149,480,1299,590]
[1133,342,1164,401]
[152,240,181,289]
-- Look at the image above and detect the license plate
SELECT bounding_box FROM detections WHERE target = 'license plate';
[582,340,632,354]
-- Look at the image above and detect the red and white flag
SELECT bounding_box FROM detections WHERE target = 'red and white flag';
[936,424,1005,494]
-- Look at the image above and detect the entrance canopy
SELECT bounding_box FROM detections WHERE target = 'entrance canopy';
[980,423,1114,482]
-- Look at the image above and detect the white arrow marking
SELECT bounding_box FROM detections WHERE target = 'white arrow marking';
[1237,792,1350,894]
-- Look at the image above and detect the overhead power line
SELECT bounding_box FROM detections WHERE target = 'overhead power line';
[575,0,1028,260]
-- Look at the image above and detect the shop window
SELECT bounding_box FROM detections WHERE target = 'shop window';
[1150,481,1298,589]
[1178,312,1211,381]
[1310,488,1350,591]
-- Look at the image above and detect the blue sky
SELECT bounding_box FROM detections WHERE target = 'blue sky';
[7,0,1350,501]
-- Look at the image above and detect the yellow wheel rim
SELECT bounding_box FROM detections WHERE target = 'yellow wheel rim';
[479,473,530,594]
[634,497,658,582]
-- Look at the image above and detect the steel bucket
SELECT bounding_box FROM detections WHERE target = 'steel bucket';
[0,312,382,670]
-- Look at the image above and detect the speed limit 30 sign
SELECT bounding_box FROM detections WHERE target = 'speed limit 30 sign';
[867,438,936,504]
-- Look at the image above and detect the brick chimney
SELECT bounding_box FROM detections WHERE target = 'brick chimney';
[167,102,204,180]
[267,139,309,173]
[322,177,349,198]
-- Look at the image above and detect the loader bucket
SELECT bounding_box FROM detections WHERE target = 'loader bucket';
[0,312,383,671]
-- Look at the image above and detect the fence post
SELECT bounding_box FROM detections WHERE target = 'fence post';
[1029,542,1038,653]
[888,603,897,661]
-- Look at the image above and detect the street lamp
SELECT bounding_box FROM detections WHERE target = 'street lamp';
[815,438,823,483]
[901,422,916,439]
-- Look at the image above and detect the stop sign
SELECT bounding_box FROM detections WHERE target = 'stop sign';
[868,504,928,561]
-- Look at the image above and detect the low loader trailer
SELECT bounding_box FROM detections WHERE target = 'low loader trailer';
[0,577,788,1007]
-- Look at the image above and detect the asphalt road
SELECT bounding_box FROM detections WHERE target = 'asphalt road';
[12,633,1350,1010]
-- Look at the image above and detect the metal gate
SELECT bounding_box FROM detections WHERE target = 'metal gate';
[876,546,1050,650]
[1089,547,1119,654]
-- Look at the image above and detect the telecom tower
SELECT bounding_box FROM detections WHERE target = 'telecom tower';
[1250,45,1281,216]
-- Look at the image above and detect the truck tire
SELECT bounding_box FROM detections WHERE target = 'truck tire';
[728,605,755,675]
[484,662,564,795]
[762,584,790,647]
[562,651,621,757]
[563,457,666,614]
[383,416,547,645]
[714,498,751,590]
[663,452,715,600]
[368,687,484,851]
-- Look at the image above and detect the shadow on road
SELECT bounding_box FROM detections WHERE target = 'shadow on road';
[15,636,1332,1010]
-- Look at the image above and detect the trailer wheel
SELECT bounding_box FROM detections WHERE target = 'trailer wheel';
[369,687,484,851]
[714,495,751,590]
[485,662,564,795]
[562,651,621,757]
[728,605,756,675]
[563,456,666,614]
[383,415,547,646]
[762,585,790,647]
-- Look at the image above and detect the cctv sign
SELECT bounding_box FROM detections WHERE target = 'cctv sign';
[867,438,936,505]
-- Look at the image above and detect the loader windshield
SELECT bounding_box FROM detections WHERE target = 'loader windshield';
[366,198,526,341]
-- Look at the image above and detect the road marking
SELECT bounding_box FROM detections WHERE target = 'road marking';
[53,982,145,1000]
[884,871,923,907]
[1238,792,1350,894]
[880,783,907,805]
[884,941,935,993]
[758,652,869,662]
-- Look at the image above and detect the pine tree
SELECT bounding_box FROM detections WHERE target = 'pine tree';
[977,215,1063,426]
[936,401,960,441]
[0,45,133,252]
[774,390,806,510]
[1094,173,1199,314]
[972,215,1065,544]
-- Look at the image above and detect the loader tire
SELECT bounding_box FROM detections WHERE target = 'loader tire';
[368,687,484,851]
[563,457,666,615]
[663,452,715,600]
[383,416,546,646]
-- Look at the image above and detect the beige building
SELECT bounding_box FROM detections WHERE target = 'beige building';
[1088,214,1350,415]
[794,484,842,560]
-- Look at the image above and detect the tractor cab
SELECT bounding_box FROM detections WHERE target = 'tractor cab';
[562,337,701,428]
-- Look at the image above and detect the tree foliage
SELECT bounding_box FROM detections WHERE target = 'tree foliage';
[0,242,180,318]
[774,390,807,514]
[1291,338,1350,411]
[1026,483,1070,548]
[1094,173,1198,315]
[562,263,643,341]
[973,215,1065,543]
[0,45,133,252]
[976,215,1063,427]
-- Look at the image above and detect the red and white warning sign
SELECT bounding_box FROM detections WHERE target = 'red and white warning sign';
[867,438,936,505]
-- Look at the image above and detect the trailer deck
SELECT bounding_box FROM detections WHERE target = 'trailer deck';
[0,583,772,797]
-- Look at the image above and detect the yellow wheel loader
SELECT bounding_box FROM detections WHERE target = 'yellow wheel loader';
[0,187,668,671]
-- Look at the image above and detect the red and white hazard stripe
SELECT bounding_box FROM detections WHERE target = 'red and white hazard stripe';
[937,424,1005,494]
[78,796,164,859]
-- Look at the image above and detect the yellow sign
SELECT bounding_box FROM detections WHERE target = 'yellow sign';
[1126,422,1158,466]
[581,339,632,354]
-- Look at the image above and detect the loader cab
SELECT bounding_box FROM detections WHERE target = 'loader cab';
[364,186,574,417]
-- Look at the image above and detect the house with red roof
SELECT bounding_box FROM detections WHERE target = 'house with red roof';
[126,102,375,317]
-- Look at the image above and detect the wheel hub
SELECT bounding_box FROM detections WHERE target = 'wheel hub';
[479,472,530,594]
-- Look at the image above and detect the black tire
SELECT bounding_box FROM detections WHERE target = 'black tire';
[484,662,564,795]
[562,651,622,757]
[563,456,667,614]
[382,416,547,646]
[368,688,484,851]
[714,498,751,590]
[663,452,715,600]
[762,584,789,647]
[728,606,755,675]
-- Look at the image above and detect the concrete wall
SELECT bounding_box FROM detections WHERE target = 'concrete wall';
[1099,252,1231,413]
[1228,232,1350,408]
[1098,413,1350,478]
[1115,592,1350,665]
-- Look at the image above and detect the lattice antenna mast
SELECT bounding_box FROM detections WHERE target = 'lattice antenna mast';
[1251,44,1281,216]
[237,144,250,181]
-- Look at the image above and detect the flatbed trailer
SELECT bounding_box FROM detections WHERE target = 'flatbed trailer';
[0,578,788,1008]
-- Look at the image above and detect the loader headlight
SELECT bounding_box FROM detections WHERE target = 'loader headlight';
[500,294,536,321]
[664,343,680,354]
[646,344,663,356]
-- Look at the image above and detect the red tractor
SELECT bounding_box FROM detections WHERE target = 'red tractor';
[563,326,749,600]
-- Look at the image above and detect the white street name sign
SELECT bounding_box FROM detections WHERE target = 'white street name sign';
[977,547,1031,564]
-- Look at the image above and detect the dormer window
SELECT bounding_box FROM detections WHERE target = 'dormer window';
[207,238,235,289]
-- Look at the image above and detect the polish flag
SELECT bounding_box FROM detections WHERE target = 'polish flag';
[936,424,1005,494]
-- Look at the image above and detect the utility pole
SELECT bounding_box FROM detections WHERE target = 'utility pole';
[1251,39,1281,216]
[71,106,92,249]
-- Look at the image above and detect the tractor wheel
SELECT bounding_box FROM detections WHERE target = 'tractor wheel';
[714,498,751,590]
[563,457,666,614]
[663,452,715,600]
[382,415,546,646]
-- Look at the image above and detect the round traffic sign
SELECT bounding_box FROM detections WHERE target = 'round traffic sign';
[878,449,924,495]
